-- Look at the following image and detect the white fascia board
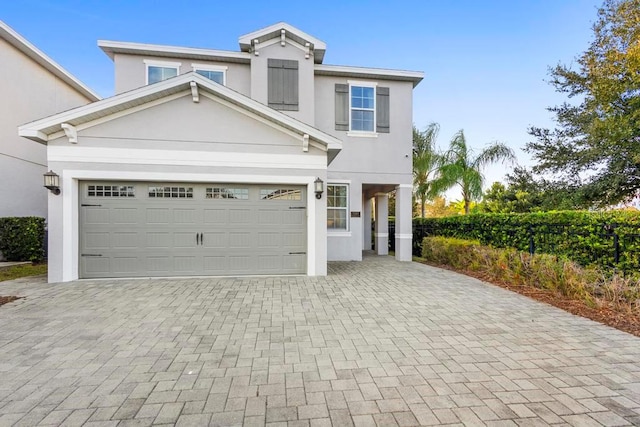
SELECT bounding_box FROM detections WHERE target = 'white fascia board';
[0,21,101,101]
[98,40,251,63]
[315,64,424,87]
[17,128,48,143]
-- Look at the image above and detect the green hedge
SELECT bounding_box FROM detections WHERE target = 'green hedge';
[0,217,45,262]
[413,211,640,271]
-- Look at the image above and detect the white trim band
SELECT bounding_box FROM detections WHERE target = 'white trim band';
[395,234,412,239]
[374,232,389,238]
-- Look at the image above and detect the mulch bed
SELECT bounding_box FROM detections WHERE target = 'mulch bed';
[418,260,640,338]
[0,296,22,307]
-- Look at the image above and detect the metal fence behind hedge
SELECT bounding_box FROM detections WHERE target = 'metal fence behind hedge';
[386,222,640,274]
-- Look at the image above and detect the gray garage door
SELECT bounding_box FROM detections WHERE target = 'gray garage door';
[79,182,307,278]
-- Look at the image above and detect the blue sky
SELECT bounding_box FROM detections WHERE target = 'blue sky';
[3,0,601,199]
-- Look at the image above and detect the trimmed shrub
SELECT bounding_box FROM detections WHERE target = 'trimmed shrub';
[413,211,640,271]
[421,236,640,309]
[0,217,45,262]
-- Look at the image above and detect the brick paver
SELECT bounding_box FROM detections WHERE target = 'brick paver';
[0,255,639,426]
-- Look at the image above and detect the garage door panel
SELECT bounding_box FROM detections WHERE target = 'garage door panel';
[229,209,252,224]
[85,232,110,249]
[258,209,282,225]
[80,182,306,278]
[203,256,227,273]
[174,232,198,248]
[229,232,252,248]
[258,232,281,248]
[283,210,305,226]
[202,232,227,249]
[84,208,110,225]
[148,257,171,273]
[146,232,172,249]
[111,208,139,224]
[204,209,227,224]
[112,232,139,249]
[146,208,172,224]
[112,257,140,274]
[259,255,281,271]
[173,208,198,224]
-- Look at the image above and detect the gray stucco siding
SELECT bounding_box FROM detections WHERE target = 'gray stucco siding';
[114,53,251,96]
[0,38,93,219]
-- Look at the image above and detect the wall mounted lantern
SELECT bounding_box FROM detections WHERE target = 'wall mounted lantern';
[43,170,61,195]
[314,177,324,199]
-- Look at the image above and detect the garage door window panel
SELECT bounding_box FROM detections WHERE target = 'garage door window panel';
[206,187,248,200]
[260,188,302,200]
[148,186,193,198]
[88,185,135,198]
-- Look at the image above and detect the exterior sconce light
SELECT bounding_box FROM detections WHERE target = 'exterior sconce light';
[43,170,61,195]
[314,177,324,199]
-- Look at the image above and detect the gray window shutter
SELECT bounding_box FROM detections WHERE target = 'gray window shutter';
[376,87,390,133]
[268,59,298,111]
[335,84,349,131]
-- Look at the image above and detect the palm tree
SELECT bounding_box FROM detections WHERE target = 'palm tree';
[413,123,441,218]
[435,130,516,214]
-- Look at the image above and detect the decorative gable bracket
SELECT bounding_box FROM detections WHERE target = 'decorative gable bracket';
[190,81,200,103]
[302,133,309,152]
[61,123,78,144]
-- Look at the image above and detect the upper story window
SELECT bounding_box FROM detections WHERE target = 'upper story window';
[268,59,299,111]
[192,64,227,85]
[144,60,181,85]
[335,82,390,135]
[350,85,375,132]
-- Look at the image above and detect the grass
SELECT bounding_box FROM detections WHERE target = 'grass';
[0,263,47,282]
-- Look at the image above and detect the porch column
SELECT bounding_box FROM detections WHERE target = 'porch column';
[374,193,388,255]
[395,184,413,261]
[363,197,372,251]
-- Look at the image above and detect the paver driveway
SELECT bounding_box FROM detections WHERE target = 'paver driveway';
[0,256,639,427]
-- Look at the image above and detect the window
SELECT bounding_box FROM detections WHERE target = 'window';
[327,184,348,230]
[88,185,135,197]
[144,60,181,85]
[335,83,389,134]
[260,188,302,200]
[148,186,193,198]
[350,86,375,132]
[268,59,299,111]
[206,187,248,199]
[192,64,227,85]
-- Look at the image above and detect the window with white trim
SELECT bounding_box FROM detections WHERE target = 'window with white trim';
[193,64,227,85]
[145,60,180,85]
[327,184,348,230]
[350,85,375,132]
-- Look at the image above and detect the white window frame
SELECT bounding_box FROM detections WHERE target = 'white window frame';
[144,59,181,85]
[191,63,228,85]
[348,80,378,136]
[327,183,350,233]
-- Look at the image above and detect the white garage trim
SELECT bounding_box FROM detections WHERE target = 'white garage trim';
[60,170,323,282]
[49,146,326,169]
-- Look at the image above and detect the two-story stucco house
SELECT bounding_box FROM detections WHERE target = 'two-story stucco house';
[0,21,99,221]
[19,23,423,283]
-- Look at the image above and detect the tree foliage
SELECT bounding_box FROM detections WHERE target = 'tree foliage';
[412,123,441,217]
[527,0,640,206]
[435,130,516,214]
[479,167,592,213]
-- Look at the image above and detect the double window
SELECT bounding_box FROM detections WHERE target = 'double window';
[327,184,348,231]
[145,60,181,85]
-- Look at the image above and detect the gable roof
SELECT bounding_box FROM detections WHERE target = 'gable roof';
[238,22,326,64]
[0,20,100,101]
[18,72,342,156]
